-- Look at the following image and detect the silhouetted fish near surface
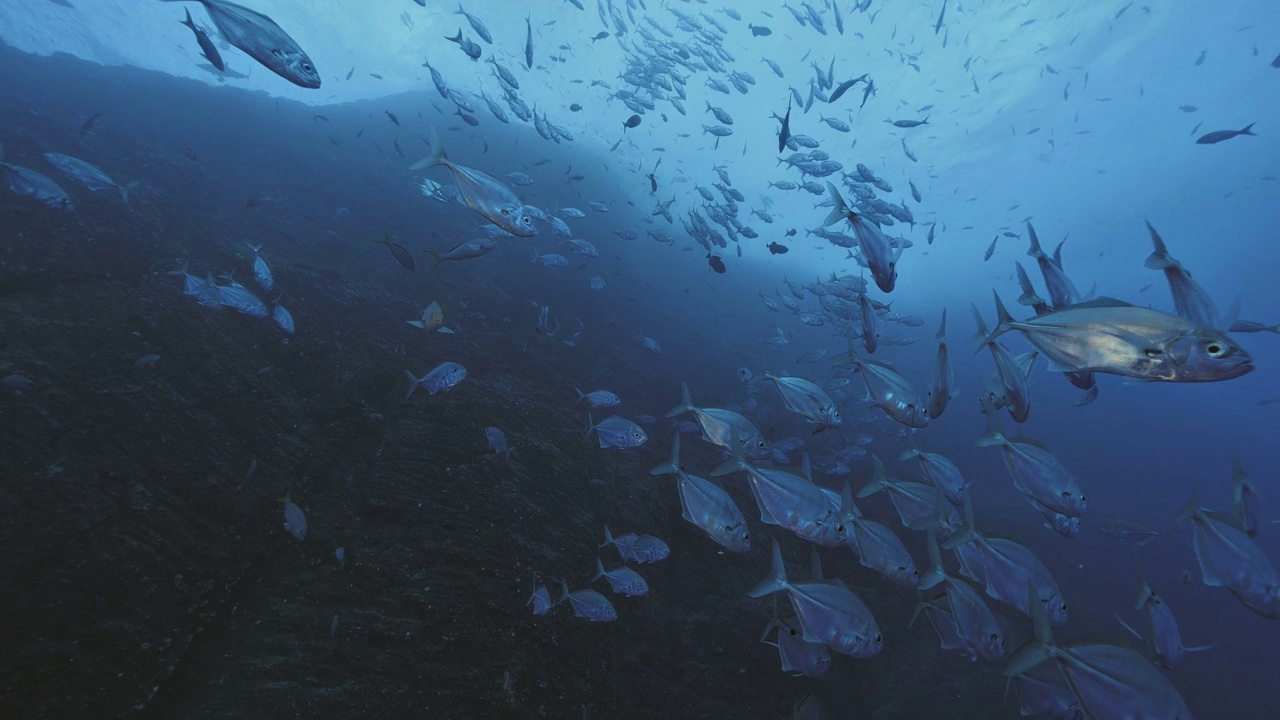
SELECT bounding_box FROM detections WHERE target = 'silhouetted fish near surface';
[1195,123,1256,144]
[749,24,772,36]
[623,114,641,130]
[178,7,224,71]
[767,242,789,254]
[159,0,320,88]
[707,253,726,273]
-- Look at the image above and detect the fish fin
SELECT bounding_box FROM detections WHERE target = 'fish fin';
[1174,481,1201,524]
[1004,578,1056,678]
[599,524,613,549]
[1024,221,1044,257]
[975,407,1007,448]
[809,548,824,580]
[980,290,1016,347]
[746,537,788,598]
[855,454,893,499]
[574,387,585,405]
[840,481,860,519]
[1142,220,1175,269]
[423,250,442,275]
[1183,641,1217,653]
[650,434,680,477]
[935,307,948,341]
[1115,614,1145,642]
[665,380,694,418]
[822,182,848,227]
[916,528,947,591]
[405,320,426,329]
[403,370,421,401]
[408,125,446,170]
[1239,122,1256,136]
[591,558,605,583]
[711,430,749,477]
[120,181,138,205]
[583,412,595,441]
[437,327,455,334]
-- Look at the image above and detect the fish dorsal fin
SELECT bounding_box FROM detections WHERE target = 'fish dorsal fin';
[1064,296,1133,310]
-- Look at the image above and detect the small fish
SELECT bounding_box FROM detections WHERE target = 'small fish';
[446,28,482,60]
[178,7,225,71]
[485,426,510,463]
[2,374,36,392]
[623,114,642,130]
[374,233,415,271]
[406,300,450,334]
[424,237,496,273]
[280,490,307,540]
[585,414,647,449]
[404,362,467,399]
[410,126,536,237]
[892,117,929,128]
[385,110,399,126]
[557,579,617,621]
[575,388,621,408]
[246,242,273,291]
[591,559,648,597]
[134,353,161,369]
[1099,520,1163,545]
[767,242,789,254]
[1196,123,1256,144]
[528,585,552,615]
[749,24,772,36]
[707,253,726,273]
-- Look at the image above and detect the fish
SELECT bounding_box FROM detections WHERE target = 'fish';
[748,538,882,658]
[575,388,620,408]
[1098,520,1163,545]
[527,585,552,615]
[159,0,319,88]
[758,373,841,430]
[423,237,496,274]
[134,354,161,369]
[454,3,492,43]
[749,24,772,36]
[374,233,416,271]
[761,597,832,677]
[524,15,533,69]
[1025,222,1080,309]
[246,242,273,291]
[1143,221,1219,329]
[827,75,868,104]
[666,381,770,458]
[767,242,789,254]
[917,531,1005,662]
[1006,579,1195,718]
[623,114,642,130]
[178,7,224,71]
[280,490,307,540]
[591,559,648,597]
[925,309,956,420]
[842,490,919,589]
[484,426,510,463]
[892,117,929,128]
[410,127,536,237]
[934,0,947,34]
[0,160,74,211]
[446,29,482,60]
[823,183,900,293]
[600,525,669,563]
[834,345,928,428]
[984,293,1253,382]
[707,253,726,273]
[1116,577,1214,669]
[557,579,617,621]
[584,414,647,449]
[776,97,792,153]
[650,435,750,553]
[1195,123,1256,144]
[1177,489,1279,618]
[405,300,451,334]
[977,408,1086,519]
[404,362,467,399]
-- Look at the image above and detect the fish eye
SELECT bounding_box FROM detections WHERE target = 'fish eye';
[302,62,313,72]
[1204,341,1227,358]
[500,208,511,215]
[1060,602,1068,611]
[523,217,532,225]
[874,633,883,643]
[757,440,766,448]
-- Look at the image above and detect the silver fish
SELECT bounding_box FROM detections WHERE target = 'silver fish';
[1025,222,1080,308]
[650,435,750,553]
[404,362,467,399]
[823,182,900,293]
[161,0,320,88]
[977,408,1086,519]
[584,414,647,449]
[247,242,273,291]
[42,153,135,203]
[918,531,1004,661]
[758,373,841,430]
[1176,490,1279,619]
[666,381,770,458]
[0,161,73,211]
[591,559,648,597]
[424,237,497,274]
[1116,579,1213,669]
[835,346,928,428]
[410,126,536,237]
[557,580,616,622]
[987,293,1252,383]
[924,309,956,419]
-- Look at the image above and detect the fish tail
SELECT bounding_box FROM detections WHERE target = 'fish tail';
[446,29,463,42]
[1174,481,1201,524]
[119,181,138,205]
[591,558,606,583]
[247,241,262,255]
[556,578,570,605]
[583,412,595,441]
[1005,579,1057,677]
[1013,262,1047,310]
[403,370,421,401]
[180,8,195,30]
[975,407,1007,448]
[1024,220,1045,258]
[746,538,789,598]
[165,260,190,277]
[917,530,947,591]
[854,454,893,499]
[1239,122,1256,136]
[1142,220,1176,270]
[574,387,585,404]
[979,291,1015,347]
[664,380,695,418]
[408,126,446,170]
[599,524,614,549]
[822,182,848,227]
[649,434,680,477]
[935,307,947,342]
[423,250,442,274]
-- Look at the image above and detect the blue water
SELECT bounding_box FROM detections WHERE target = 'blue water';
[0,2,1277,718]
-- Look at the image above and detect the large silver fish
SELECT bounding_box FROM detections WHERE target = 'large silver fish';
[410,126,536,237]
[1176,491,1279,619]
[42,153,136,204]
[0,160,73,211]
[977,408,1086,520]
[757,373,841,430]
[987,292,1252,382]
[918,531,1005,662]
[650,435,750,553]
[834,345,928,428]
[666,381,770,458]
[161,0,319,88]
[823,182,901,293]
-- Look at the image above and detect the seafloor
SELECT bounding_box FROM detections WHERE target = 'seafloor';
[0,44,1018,719]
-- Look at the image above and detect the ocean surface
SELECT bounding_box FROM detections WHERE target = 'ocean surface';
[0,2,1277,719]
